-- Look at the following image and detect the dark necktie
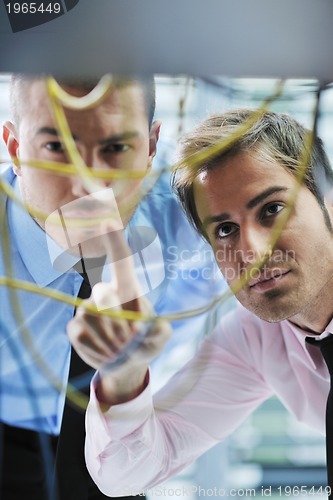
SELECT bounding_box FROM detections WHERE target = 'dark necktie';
[54,257,109,500]
[306,335,333,497]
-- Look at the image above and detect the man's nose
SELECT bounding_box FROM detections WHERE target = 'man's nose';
[239,227,272,266]
[70,153,108,198]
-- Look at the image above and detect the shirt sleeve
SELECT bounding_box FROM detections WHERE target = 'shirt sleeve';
[85,309,273,497]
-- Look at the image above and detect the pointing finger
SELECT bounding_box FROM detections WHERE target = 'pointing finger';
[101,225,142,310]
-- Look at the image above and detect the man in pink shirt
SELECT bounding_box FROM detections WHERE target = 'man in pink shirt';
[68,109,333,496]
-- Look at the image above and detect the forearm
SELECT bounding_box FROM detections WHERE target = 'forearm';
[85,371,164,496]
[85,371,218,497]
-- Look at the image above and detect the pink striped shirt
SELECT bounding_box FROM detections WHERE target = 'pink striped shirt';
[85,304,330,496]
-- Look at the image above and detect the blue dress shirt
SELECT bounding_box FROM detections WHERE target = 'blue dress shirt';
[0,165,226,434]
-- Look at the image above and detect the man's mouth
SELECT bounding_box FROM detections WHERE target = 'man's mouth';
[61,210,111,221]
[248,269,291,291]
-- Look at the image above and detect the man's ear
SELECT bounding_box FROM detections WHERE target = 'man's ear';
[146,120,161,174]
[148,120,161,160]
[3,121,21,175]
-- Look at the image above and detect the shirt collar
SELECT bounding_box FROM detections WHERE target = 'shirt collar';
[8,177,79,287]
[286,317,333,370]
[287,317,333,340]
[323,317,333,336]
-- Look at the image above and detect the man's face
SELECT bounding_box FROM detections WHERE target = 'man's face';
[3,80,159,257]
[193,151,333,327]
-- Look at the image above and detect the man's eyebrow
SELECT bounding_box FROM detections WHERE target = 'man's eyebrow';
[202,186,289,230]
[35,128,140,144]
[99,131,140,145]
[35,127,62,137]
[246,186,289,209]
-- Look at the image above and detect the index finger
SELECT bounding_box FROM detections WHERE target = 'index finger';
[102,226,142,309]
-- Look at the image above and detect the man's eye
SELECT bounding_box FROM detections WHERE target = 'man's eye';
[215,223,238,239]
[263,203,284,218]
[104,144,130,153]
[45,141,64,153]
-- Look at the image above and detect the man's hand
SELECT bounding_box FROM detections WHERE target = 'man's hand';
[67,228,171,408]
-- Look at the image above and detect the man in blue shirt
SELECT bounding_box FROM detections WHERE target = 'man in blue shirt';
[0,75,224,499]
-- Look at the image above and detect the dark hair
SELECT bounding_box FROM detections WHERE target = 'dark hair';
[172,109,333,239]
[10,73,156,127]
